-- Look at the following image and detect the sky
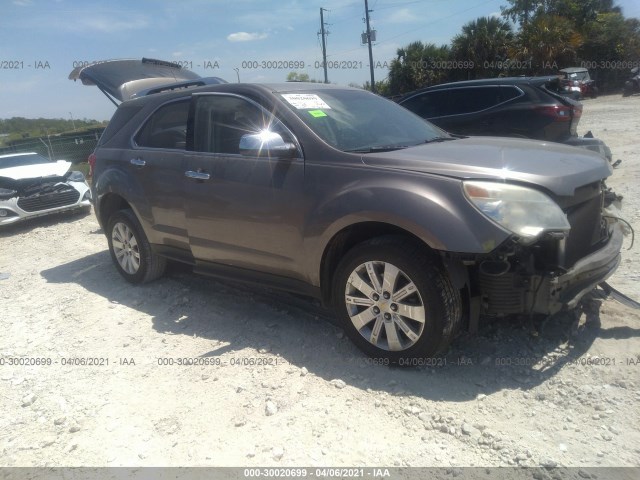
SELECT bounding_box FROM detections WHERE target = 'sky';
[1,0,639,121]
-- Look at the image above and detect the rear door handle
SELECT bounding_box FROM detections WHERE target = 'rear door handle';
[185,170,210,181]
[130,158,146,167]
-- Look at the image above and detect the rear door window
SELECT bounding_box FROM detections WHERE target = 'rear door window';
[135,99,190,149]
[446,86,502,115]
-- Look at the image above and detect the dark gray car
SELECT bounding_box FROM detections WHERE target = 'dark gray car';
[73,60,628,362]
[396,77,612,162]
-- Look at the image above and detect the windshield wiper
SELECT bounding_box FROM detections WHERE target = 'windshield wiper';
[345,145,411,153]
[420,136,458,144]
[346,136,460,153]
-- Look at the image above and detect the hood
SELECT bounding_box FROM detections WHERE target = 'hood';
[0,160,71,180]
[362,137,612,196]
[69,58,202,102]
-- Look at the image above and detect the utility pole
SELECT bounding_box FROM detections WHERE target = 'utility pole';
[319,8,329,84]
[364,0,375,93]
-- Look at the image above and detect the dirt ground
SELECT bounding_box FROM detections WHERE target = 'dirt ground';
[1,94,639,471]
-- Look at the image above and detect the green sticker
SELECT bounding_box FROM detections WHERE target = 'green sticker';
[308,109,327,118]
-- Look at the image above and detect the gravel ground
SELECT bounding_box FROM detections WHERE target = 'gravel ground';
[0,94,639,470]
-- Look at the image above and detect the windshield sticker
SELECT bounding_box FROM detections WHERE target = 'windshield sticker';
[281,94,331,110]
[308,109,327,118]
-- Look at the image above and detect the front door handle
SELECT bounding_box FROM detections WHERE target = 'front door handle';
[185,170,211,181]
[130,158,146,167]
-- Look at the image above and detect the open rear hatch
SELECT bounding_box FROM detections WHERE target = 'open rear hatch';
[69,58,225,105]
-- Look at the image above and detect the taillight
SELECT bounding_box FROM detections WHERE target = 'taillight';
[88,153,96,177]
[535,105,572,121]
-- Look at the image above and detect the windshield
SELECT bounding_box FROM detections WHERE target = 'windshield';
[279,89,450,152]
[0,153,51,168]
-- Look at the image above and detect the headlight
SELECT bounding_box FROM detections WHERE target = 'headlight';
[0,188,17,200]
[463,181,570,243]
[68,171,86,182]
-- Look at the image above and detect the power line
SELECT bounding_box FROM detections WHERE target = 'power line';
[377,0,497,45]
[374,0,431,10]
[326,0,498,58]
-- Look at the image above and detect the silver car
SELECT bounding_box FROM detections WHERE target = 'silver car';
[0,152,91,226]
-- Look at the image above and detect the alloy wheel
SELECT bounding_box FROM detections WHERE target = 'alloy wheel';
[111,222,141,275]
[344,261,426,351]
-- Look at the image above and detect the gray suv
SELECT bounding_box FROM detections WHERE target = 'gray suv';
[73,59,627,362]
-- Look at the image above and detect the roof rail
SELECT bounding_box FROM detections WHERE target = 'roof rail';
[132,77,228,98]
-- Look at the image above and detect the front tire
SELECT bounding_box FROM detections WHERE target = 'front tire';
[332,236,462,363]
[107,209,166,284]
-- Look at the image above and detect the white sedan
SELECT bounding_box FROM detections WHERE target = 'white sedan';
[0,152,91,226]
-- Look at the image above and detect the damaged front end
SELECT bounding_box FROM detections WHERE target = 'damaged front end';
[461,180,632,320]
[476,222,623,317]
[0,172,91,225]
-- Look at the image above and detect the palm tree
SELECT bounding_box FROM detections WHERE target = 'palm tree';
[501,0,546,26]
[451,17,514,79]
[502,0,622,27]
[514,15,582,73]
[387,42,451,95]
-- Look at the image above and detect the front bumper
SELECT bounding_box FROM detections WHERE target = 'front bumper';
[0,181,91,226]
[477,222,624,317]
[533,222,624,314]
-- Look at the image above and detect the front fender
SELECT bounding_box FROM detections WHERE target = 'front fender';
[302,173,511,284]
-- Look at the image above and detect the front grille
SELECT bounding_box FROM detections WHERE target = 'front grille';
[562,183,605,267]
[17,187,80,213]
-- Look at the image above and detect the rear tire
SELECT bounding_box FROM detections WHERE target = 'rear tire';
[332,236,462,364]
[107,209,166,284]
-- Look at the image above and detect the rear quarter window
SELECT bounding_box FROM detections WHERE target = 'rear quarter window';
[98,103,144,146]
[500,86,522,101]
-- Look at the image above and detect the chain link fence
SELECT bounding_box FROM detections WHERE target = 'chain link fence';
[0,129,103,164]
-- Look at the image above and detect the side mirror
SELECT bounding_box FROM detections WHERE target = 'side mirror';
[239,131,298,159]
